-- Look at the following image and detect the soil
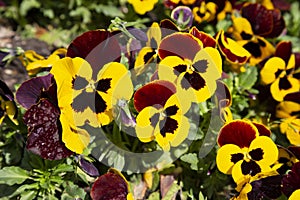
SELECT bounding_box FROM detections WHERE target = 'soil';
[0,25,53,91]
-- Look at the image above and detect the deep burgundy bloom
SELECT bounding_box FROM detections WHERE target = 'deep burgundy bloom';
[282,162,300,197]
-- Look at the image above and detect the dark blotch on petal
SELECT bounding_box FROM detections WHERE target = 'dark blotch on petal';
[249,148,264,161]
[73,76,89,90]
[159,117,178,137]
[181,71,206,91]
[144,50,156,64]
[96,78,112,93]
[174,64,187,76]
[193,59,208,73]
[243,41,262,58]
[95,92,107,114]
[165,105,179,116]
[72,91,95,113]
[231,153,244,164]
[241,31,253,40]
[284,92,300,104]
[241,160,261,176]
[279,77,292,90]
[275,69,283,78]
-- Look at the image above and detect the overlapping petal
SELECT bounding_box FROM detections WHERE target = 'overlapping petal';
[127,0,158,15]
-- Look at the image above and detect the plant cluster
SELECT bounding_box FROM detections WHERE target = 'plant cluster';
[0,0,300,200]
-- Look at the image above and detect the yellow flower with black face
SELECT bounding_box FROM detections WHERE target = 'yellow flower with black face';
[192,1,217,23]
[136,93,190,151]
[127,0,158,15]
[260,41,299,102]
[216,120,278,183]
[232,17,275,65]
[134,22,162,76]
[280,117,300,146]
[158,32,222,103]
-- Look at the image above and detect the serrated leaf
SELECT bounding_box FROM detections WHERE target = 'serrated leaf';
[238,66,258,90]
[0,167,29,186]
[180,153,198,170]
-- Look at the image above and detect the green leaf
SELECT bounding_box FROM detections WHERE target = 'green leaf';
[9,183,39,198]
[93,4,124,18]
[0,167,30,186]
[148,191,160,200]
[61,182,86,200]
[238,66,258,90]
[69,6,91,23]
[20,190,38,200]
[180,153,199,170]
[19,0,41,16]
[162,182,181,200]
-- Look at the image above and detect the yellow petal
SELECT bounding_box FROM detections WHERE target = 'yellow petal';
[289,189,300,200]
[260,57,286,85]
[216,144,243,174]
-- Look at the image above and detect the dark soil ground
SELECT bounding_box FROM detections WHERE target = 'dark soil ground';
[0,25,53,91]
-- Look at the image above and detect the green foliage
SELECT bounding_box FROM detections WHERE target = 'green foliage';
[0,166,29,185]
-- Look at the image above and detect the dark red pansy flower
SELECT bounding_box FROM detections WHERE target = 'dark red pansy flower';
[275,41,292,64]
[16,74,54,109]
[282,162,300,197]
[158,32,202,61]
[91,169,132,200]
[247,175,282,200]
[67,30,121,78]
[217,120,258,148]
[24,99,73,160]
[134,80,176,112]
[241,3,285,38]
[189,27,216,48]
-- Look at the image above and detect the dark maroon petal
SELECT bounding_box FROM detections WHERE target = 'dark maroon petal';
[295,53,300,69]
[288,146,300,161]
[283,92,300,104]
[78,156,99,177]
[282,162,300,197]
[158,33,202,60]
[252,122,271,137]
[266,9,285,38]
[273,0,291,11]
[91,171,128,200]
[217,120,257,148]
[189,27,216,48]
[134,80,176,112]
[248,175,282,200]
[24,99,73,160]
[241,3,273,36]
[160,19,179,38]
[16,74,53,109]
[275,41,292,64]
[67,30,121,79]
[0,79,14,101]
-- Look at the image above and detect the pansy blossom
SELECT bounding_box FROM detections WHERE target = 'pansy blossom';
[91,168,134,200]
[127,0,158,15]
[158,32,222,103]
[260,41,300,102]
[216,120,277,184]
[134,80,191,150]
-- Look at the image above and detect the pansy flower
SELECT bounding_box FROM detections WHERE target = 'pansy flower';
[127,0,158,15]
[240,3,285,38]
[192,1,217,23]
[19,48,66,75]
[158,32,222,102]
[260,41,300,102]
[134,80,191,151]
[282,162,300,198]
[216,120,277,183]
[50,57,133,128]
[66,30,121,79]
[215,80,232,123]
[16,74,74,159]
[91,168,134,200]
[0,80,18,125]
[231,17,275,65]
[171,6,193,31]
[134,22,162,76]
[216,30,251,66]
